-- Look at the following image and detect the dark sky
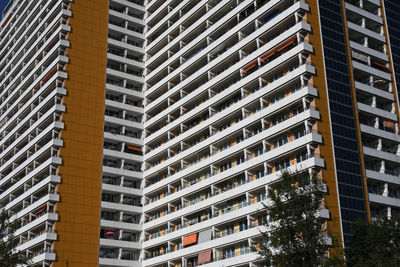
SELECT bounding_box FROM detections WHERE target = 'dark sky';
[0,0,11,21]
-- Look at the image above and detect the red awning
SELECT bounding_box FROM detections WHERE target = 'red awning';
[277,35,297,52]
[42,66,58,85]
[198,250,213,265]
[183,232,198,247]
[260,47,278,63]
[2,16,10,28]
[241,60,258,74]
[372,59,388,70]
[34,204,47,215]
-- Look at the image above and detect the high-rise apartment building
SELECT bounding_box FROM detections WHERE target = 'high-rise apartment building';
[0,0,399,266]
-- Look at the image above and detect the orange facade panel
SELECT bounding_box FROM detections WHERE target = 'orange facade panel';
[52,0,109,266]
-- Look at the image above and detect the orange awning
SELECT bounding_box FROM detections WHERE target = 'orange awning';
[384,120,395,129]
[277,35,297,52]
[183,232,198,247]
[198,250,213,265]
[126,144,141,151]
[241,60,258,74]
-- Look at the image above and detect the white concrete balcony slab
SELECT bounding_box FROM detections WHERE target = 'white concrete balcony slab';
[108,24,145,40]
[357,102,397,121]
[103,132,143,145]
[0,0,37,47]
[0,139,63,186]
[107,38,145,54]
[347,21,385,43]
[146,0,232,66]
[0,157,61,190]
[352,61,391,81]
[354,81,394,101]
[107,53,145,69]
[14,213,58,237]
[146,0,287,67]
[106,83,144,99]
[363,146,400,163]
[99,257,141,267]
[345,3,382,24]
[366,0,380,6]
[0,100,65,151]
[369,193,400,207]
[144,156,323,213]
[31,252,56,264]
[105,99,144,114]
[145,85,317,166]
[145,46,314,144]
[0,85,66,135]
[102,183,142,196]
[13,194,60,221]
[366,169,400,185]
[350,41,387,61]
[146,0,171,22]
[360,124,400,142]
[144,201,265,246]
[108,9,145,26]
[111,0,145,11]
[4,175,61,211]
[145,1,309,96]
[101,201,143,214]
[200,252,260,267]
[144,131,322,228]
[0,3,67,79]
[102,166,143,179]
[16,232,57,252]
[146,50,312,142]
[106,68,144,83]
[0,119,63,167]
[100,219,142,232]
[103,149,143,162]
[144,227,262,264]
[145,63,315,158]
[144,108,320,194]
[0,51,67,112]
[147,0,206,39]
[100,238,141,250]
[145,113,320,179]
[104,115,143,129]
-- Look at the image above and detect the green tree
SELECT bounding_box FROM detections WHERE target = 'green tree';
[257,170,342,267]
[0,209,30,266]
[345,216,400,267]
